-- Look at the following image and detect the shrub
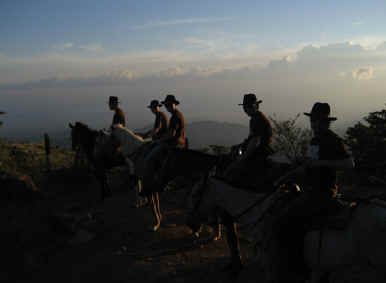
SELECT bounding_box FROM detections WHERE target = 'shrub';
[270,114,312,164]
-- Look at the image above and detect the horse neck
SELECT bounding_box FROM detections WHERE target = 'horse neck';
[79,127,96,150]
[119,129,144,156]
[168,150,218,175]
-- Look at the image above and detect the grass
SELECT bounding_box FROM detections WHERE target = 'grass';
[0,138,75,185]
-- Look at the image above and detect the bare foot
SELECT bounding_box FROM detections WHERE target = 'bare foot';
[148,222,161,232]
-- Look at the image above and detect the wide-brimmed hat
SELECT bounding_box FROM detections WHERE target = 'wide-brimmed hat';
[147,100,162,108]
[108,96,120,104]
[304,102,337,121]
[238,93,262,106]
[161,94,180,105]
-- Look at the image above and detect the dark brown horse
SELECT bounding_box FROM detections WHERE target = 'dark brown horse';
[69,122,123,200]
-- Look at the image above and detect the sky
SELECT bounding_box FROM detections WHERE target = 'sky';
[1,0,386,136]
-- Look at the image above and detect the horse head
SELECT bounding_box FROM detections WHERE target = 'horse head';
[69,121,101,158]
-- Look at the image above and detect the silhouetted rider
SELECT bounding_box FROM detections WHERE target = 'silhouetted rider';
[108,96,126,128]
[224,93,273,187]
[143,100,168,140]
[270,102,354,282]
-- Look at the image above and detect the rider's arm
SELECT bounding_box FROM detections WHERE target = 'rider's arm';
[148,114,162,138]
[240,136,260,161]
[149,125,161,138]
[154,130,173,144]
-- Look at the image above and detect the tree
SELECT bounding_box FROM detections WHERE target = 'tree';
[270,114,312,164]
[0,111,5,127]
[345,105,386,179]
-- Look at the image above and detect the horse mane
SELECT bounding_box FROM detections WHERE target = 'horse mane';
[75,121,98,135]
[169,148,219,174]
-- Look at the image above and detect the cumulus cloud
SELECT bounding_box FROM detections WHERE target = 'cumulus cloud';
[352,67,375,80]
[2,41,386,88]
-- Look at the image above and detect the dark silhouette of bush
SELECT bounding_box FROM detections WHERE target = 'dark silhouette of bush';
[345,104,386,180]
[0,111,5,127]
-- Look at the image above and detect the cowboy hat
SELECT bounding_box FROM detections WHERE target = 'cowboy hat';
[238,93,262,106]
[147,100,163,108]
[304,102,337,121]
[161,94,180,105]
[108,96,120,104]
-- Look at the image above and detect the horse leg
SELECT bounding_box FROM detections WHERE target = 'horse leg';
[149,193,161,231]
[132,178,147,208]
[213,223,223,241]
[221,211,243,278]
[97,169,111,201]
[155,192,162,221]
[73,148,80,168]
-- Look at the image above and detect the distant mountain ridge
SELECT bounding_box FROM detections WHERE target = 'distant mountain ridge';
[5,120,247,149]
[134,120,248,149]
[186,121,248,148]
[3,119,355,150]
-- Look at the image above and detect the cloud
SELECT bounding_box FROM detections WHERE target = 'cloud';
[130,17,231,30]
[51,43,103,52]
[183,37,217,51]
[52,42,74,49]
[348,37,386,50]
[352,20,364,26]
[376,41,386,51]
[79,44,104,53]
[2,40,386,88]
[352,67,375,80]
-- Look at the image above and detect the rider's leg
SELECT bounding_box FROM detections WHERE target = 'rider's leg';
[221,211,243,276]
[149,192,161,231]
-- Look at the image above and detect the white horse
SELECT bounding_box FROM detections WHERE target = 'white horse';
[187,177,386,282]
[92,127,149,207]
[111,124,166,231]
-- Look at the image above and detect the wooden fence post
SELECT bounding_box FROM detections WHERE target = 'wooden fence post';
[44,133,51,171]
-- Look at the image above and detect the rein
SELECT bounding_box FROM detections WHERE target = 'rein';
[191,161,299,223]
[233,186,277,221]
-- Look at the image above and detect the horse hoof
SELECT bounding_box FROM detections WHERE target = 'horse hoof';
[148,224,160,232]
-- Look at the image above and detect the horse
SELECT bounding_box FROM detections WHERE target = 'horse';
[69,121,147,203]
[112,124,229,232]
[186,174,386,282]
[68,122,119,200]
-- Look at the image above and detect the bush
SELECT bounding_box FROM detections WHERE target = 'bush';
[0,111,5,127]
[345,105,386,180]
[270,114,312,164]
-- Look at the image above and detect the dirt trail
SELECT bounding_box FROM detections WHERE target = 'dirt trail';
[19,176,259,283]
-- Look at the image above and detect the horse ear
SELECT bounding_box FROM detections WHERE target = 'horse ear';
[69,123,74,129]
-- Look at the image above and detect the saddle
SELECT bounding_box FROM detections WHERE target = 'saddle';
[309,200,357,231]
[222,160,284,193]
